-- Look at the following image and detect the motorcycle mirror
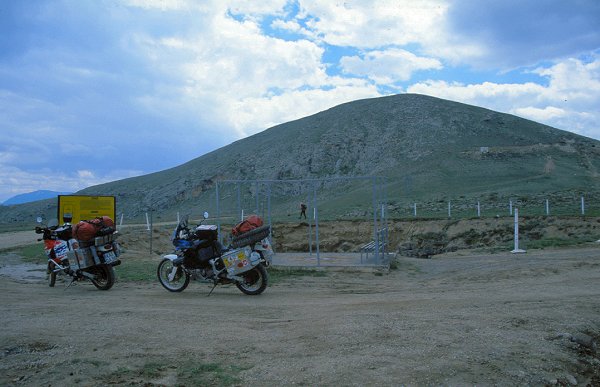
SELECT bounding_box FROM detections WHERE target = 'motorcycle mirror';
[203,212,209,219]
[36,216,43,224]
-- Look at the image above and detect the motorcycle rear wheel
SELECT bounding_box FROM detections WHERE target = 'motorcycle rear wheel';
[157,258,190,292]
[90,265,115,290]
[236,264,268,295]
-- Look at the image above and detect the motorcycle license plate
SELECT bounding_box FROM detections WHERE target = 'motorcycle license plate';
[103,251,117,263]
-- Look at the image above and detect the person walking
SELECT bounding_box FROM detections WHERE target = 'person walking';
[299,202,307,219]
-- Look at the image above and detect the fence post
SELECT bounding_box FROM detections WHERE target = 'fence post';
[372,177,379,262]
[267,182,272,241]
[511,208,526,254]
[313,183,320,266]
[477,201,481,217]
[509,200,513,215]
[413,203,417,217]
[236,182,241,221]
[307,193,312,256]
[545,199,549,216]
[448,201,451,218]
[581,196,585,215]
[255,181,259,213]
[216,181,222,245]
[149,209,153,255]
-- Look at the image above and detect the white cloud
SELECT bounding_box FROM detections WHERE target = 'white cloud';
[124,0,197,11]
[0,166,143,203]
[512,106,566,122]
[230,80,380,132]
[77,170,95,179]
[132,6,382,138]
[226,0,288,16]
[3,0,600,205]
[340,48,443,84]
[296,0,448,47]
[407,56,600,138]
[270,19,314,38]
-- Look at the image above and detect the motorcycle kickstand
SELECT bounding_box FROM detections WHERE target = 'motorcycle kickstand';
[65,277,77,290]
[207,282,218,297]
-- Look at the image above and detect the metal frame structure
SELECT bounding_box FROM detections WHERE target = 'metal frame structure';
[215,176,388,265]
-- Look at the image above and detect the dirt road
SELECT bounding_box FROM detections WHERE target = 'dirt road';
[1,247,599,386]
[0,230,38,250]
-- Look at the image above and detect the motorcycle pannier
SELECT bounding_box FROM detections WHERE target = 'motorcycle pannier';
[66,248,95,270]
[221,247,254,275]
[73,216,116,242]
[231,215,263,236]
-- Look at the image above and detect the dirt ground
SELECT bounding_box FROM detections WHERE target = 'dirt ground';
[1,239,600,385]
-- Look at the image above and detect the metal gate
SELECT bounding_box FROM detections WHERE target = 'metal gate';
[214,177,388,267]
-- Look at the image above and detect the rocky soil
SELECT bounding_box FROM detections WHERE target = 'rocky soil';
[1,245,599,386]
[269,216,600,257]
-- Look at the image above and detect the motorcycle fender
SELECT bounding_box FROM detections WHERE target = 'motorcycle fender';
[163,254,184,266]
[163,254,178,261]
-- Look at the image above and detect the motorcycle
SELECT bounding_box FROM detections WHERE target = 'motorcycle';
[35,214,122,290]
[157,212,273,295]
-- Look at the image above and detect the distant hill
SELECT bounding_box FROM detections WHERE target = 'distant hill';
[2,190,72,206]
[1,93,599,225]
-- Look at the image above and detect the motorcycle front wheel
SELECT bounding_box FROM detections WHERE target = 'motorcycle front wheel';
[157,258,190,292]
[47,262,56,287]
[90,265,115,290]
[236,264,268,295]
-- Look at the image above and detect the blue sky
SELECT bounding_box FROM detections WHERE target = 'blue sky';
[1,0,599,202]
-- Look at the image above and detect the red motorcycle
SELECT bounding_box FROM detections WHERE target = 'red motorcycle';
[35,214,122,290]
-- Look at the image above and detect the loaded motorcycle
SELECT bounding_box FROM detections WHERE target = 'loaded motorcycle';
[157,213,273,295]
[35,214,122,290]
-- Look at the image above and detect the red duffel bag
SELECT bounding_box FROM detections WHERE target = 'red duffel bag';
[231,215,263,236]
[72,216,115,241]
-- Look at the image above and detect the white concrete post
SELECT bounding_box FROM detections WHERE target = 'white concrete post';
[477,201,481,217]
[119,213,124,227]
[545,199,550,216]
[145,212,150,231]
[511,208,526,254]
[413,203,417,217]
[509,200,513,215]
[581,196,585,215]
[448,201,451,218]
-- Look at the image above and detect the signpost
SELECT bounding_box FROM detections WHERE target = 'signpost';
[57,195,116,224]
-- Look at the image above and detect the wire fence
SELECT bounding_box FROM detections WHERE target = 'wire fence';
[388,194,600,220]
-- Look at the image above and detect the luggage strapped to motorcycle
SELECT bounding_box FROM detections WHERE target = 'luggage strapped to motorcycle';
[73,216,116,244]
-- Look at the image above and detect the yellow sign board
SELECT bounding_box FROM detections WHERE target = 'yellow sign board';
[57,195,116,224]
